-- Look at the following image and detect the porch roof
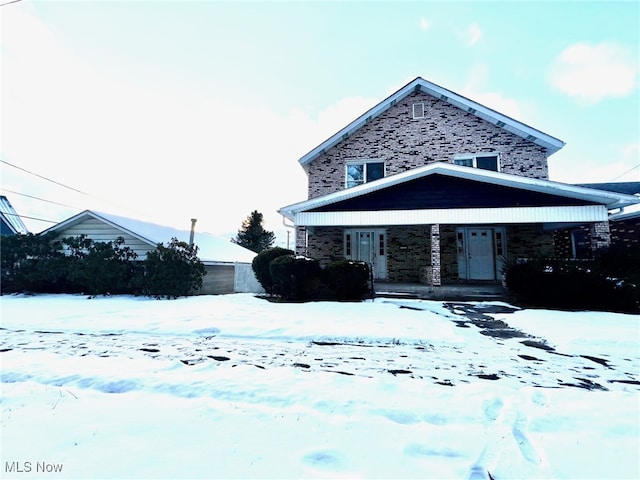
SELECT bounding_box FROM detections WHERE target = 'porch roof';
[279,163,640,225]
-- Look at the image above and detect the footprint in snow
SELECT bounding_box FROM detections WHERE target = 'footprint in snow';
[512,410,540,464]
[404,443,465,458]
[483,397,503,423]
[302,450,346,470]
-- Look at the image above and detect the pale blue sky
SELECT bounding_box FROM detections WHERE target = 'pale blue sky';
[2,1,639,243]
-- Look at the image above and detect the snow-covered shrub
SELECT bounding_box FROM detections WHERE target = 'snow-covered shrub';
[137,238,205,299]
[504,254,638,313]
[0,232,74,294]
[251,247,293,294]
[1,234,142,295]
[69,237,139,295]
[324,260,371,300]
[268,254,321,301]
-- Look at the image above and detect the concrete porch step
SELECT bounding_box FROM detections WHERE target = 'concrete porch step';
[373,283,506,302]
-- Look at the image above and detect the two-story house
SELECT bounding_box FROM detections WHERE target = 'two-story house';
[279,77,639,286]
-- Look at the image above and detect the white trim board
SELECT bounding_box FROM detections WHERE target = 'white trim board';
[294,205,608,227]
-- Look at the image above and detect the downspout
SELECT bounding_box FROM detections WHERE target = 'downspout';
[189,218,197,245]
[281,214,295,251]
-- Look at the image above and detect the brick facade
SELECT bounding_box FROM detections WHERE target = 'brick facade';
[506,225,556,259]
[386,225,432,282]
[553,221,614,259]
[610,216,639,247]
[291,83,618,286]
[306,91,549,199]
[305,227,344,266]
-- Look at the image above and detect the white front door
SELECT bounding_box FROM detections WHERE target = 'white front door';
[467,228,495,280]
[355,231,374,264]
[345,229,387,280]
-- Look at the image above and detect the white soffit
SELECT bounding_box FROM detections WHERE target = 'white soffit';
[294,205,609,227]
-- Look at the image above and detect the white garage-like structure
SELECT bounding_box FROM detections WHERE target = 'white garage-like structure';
[40,210,264,295]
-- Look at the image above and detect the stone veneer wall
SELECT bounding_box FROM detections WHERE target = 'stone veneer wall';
[295,226,307,256]
[306,91,549,199]
[589,221,611,252]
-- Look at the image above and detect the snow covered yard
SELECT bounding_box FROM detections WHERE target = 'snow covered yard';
[1,294,638,479]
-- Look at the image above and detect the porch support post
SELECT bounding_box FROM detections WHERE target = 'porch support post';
[295,226,307,256]
[430,224,442,286]
[589,221,611,254]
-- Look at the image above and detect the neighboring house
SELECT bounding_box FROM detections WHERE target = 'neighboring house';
[572,182,640,252]
[39,210,264,295]
[279,77,640,285]
[0,196,29,235]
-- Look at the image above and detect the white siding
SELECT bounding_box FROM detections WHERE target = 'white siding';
[295,205,609,226]
[53,218,155,259]
[234,263,264,293]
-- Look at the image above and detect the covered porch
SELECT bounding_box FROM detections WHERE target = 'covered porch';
[280,163,640,287]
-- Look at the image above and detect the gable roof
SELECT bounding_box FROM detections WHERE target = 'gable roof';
[40,210,257,264]
[0,196,29,235]
[279,163,640,219]
[299,77,566,167]
[576,182,640,196]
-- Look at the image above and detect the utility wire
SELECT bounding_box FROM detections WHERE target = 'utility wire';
[610,163,640,182]
[1,158,150,220]
[0,0,24,7]
[1,159,89,195]
[0,211,57,224]
[0,188,79,209]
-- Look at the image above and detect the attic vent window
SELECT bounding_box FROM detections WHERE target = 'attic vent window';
[440,94,448,101]
[496,121,506,127]
[467,107,477,114]
[412,103,425,119]
[526,135,537,141]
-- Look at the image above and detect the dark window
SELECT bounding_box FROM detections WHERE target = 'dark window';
[454,154,499,172]
[346,161,385,188]
[367,162,384,183]
[476,155,498,171]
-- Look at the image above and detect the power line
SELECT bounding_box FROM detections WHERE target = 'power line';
[0,211,57,224]
[0,0,24,7]
[0,188,79,209]
[1,159,88,195]
[0,158,149,219]
[610,163,640,181]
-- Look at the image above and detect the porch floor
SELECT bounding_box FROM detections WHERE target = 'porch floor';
[373,282,507,302]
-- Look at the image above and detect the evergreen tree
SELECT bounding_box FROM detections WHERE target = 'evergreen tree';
[235,210,275,253]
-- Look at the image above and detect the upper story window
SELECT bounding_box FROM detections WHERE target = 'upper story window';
[454,154,500,172]
[346,160,385,188]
